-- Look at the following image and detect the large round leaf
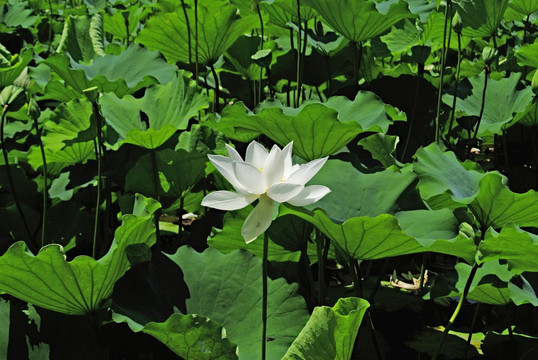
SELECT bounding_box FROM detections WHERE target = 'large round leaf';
[100,72,209,149]
[306,160,416,221]
[0,211,157,315]
[282,297,370,360]
[453,0,509,38]
[478,225,538,274]
[167,247,310,360]
[137,0,257,65]
[442,72,534,136]
[206,101,373,161]
[280,205,476,263]
[302,0,415,43]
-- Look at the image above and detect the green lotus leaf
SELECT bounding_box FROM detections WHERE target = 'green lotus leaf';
[453,261,538,306]
[261,0,317,29]
[206,101,366,161]
[0,209,157,315]
[167,247,310,360]
[143,314,238,360]
[306,160,416,221]
[413,143,485,205]
[512,99,538,127]
[442,72,534,136]
[302,0,415,43]
[137,0,257,65]
[478,225,538,274]
[380,19,421,54]
[100,71,208,148]
[0,0,37,29]
[0,48,32,87]
[358,133,400,168]
[28,141,96,175]
[508,0,538,15]
[452,0,509,38]
[515,38,538,68]
[280,205,476,263]
[40,97,95,152]
[323,91,398,133]
[282,297,370,360]
[125,149,207,198]
[469,173,538,229]
[103,4,150,41]
[44,44,176,97]
[56,14,105,64]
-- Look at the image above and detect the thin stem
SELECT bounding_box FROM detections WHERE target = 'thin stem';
[298,19,308,104]
[92,138,101,259]
[350,258,362,297]
[180,0,192,63]
[435,0,451,144]
[34,117,48,248]
[47,0,53,54]
[367,311,384,360]
[295,0,302,107]
[367,258,389,304]
[469,68,489,155]
[150,149,161,243]
[447,32,462,142]
[462,303,480,360]
[262,231,269,360]
[1,105,33,241]
[210,64,220,113]
[315,229,325,305]
[256,2,264,104]
[433,262,480,360]
[194,0,199,85]
[401,63,423,161]
[91,100,104,258]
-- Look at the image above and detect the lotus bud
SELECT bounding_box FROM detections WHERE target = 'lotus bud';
[452,11,463,34]
[481,46,497,65]
[27,98,41,120]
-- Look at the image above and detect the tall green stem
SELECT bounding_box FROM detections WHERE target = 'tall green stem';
[295,0,302,107]
[256,2,264,104]
[150,149,161,243]
[435,0,451,143]
[34,117,48,248]
[180,0,192,64]
[433,262,480,360]
[194,0,199,86]
[401,62,423,161]
[1,105,33,241]
[469,67,489,157]
[262,231,268,360]
[210,64,220,113]
[315,229,325,305]
[447,32,462,142]
[462,303,480,360]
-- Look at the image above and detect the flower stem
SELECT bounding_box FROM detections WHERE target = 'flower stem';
[150,149,161,243]
[295,0,302,107]
[447,32,462,143]
[433,262,480,360]
[469,67,489,157]
[33,117,48,248]
[315,229,325,305]
[1,104,33,242]
[262,231,268,360]
[435,0,451,144]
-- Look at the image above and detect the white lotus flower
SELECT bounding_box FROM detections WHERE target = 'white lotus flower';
[202,141,330,243]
